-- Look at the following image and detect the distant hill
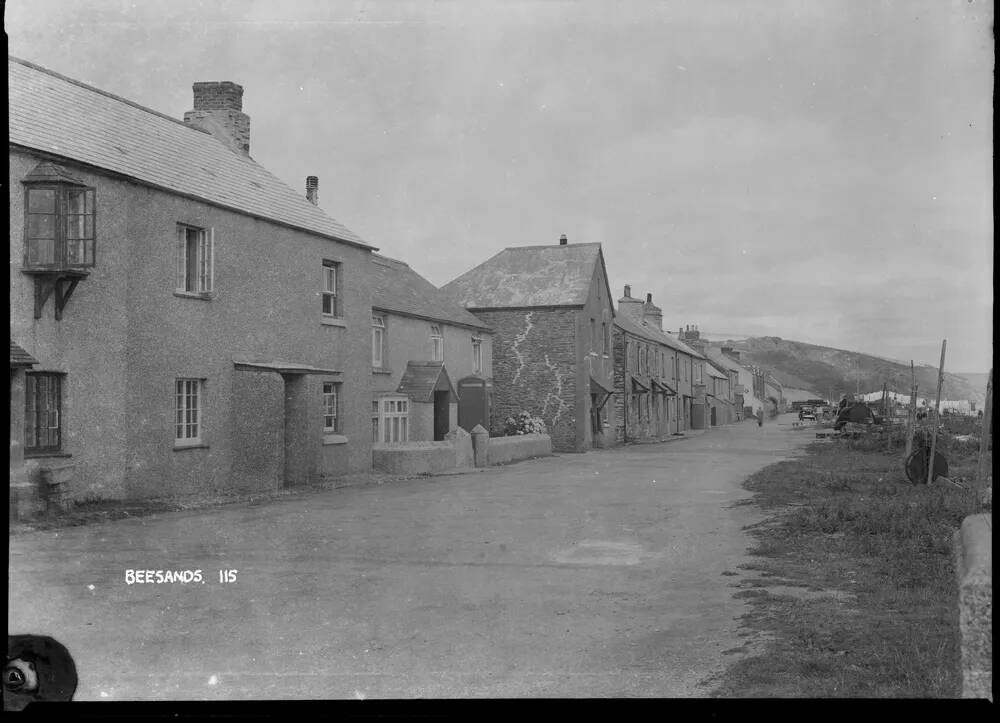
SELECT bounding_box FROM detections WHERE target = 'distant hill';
[705,337,987,405]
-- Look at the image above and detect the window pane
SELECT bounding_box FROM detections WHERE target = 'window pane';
[66,188,86,215]
[27,214,56,239]
[27,188,56,213]
[393,417,399,442]
[185,236,198,292]
[27,238,55,266]
[400,417,407,441]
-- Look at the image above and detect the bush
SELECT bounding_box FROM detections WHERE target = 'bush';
[503,411,547,436]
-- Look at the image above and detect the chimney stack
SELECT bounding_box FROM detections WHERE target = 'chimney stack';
[183,81,251,156]
[642,292,663,330]
[559,234,568,245]
[306,176,319,205]
[617,282,644,321]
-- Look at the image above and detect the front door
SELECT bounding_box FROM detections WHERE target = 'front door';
[433,390,450,441]
[457,377,488,431]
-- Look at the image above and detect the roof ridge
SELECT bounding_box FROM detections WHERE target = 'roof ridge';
[9,55,205,133]
[503,243,602,251]
[372,253,410,267]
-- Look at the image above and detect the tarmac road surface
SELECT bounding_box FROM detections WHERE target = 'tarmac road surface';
[8,415,808,700]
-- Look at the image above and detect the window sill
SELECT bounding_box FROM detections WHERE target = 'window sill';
[372,367,393,375]
[24,451,72,459]
[173,443,209,452]
[174,291,214,301]
[321,317,347,328]
[323,434,348,445]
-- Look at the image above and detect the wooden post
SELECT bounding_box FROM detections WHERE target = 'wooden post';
[977,369,993,489]
[883,382,891,451]
[905,361,916,460]
[926,340,946,486]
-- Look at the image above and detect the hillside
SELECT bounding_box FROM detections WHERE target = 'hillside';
[705,337,988,405]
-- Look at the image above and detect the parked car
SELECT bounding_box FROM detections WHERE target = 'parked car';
[798,406,816,421]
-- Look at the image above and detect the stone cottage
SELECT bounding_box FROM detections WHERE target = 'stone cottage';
[9,56,377,510]
[613,287,705,441]
[441,237,616,452]
[369,253,493,442]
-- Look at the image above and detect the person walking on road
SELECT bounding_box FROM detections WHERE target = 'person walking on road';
[756,407,764,427]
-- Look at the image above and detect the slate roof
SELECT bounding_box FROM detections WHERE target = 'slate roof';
[370,255,490,331]
[705,363,728,380]
[441,243,610,309]
[395,361,457,402]
[8,56,373,250]
[614,313,704,359]
[10,340,38,367]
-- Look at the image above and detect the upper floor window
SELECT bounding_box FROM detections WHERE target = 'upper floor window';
[322,260,341,317]
[472,336,483,374]
[601,322,609,355]
[24,179,96,269]
[430,325,444,361]
[372,316,385,367]
[25,372,63,454]
[590,318,596,352]
[176,225,214,294]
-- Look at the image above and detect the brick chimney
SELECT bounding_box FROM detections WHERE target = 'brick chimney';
[183,81,251,156]
[617,284,644,322]
[559,234,568,245]
[306,176,319,205]
[642,292,663,331]
[679,324,705,353]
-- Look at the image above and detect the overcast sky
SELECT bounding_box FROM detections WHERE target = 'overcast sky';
[6,0,993,371]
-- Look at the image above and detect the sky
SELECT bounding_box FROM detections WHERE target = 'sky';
[6,0,994,372]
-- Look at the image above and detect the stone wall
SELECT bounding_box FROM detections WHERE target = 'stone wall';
[471,309,578,452]
[485,433,552,465]
[954,513,992,700]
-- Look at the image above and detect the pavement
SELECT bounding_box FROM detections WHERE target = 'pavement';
[8,415,810,700]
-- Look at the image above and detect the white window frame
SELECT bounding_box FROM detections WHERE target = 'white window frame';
[430,325,444,362]
[323,382,341,432]
[322,260,341,317]
[176,225,214,294]
[372,315,385,368]
[472,336,483,374]
[380,397,409,443]
[175,378,203,445]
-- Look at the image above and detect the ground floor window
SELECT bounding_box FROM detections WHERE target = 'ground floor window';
[371,400,380,442]
[379,397,409,443]
[175,378,202,444]
[25,372,62,453]
[323,382,342,432]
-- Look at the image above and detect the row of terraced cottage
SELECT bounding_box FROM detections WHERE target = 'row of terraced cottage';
[9,58,782,514]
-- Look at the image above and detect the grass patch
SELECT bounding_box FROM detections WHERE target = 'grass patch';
[710,421,990,698]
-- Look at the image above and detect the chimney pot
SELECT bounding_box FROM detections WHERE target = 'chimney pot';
[646,293,652,303]
[306,176,319,205]
[559,234,567,245]
[624,284,631,298]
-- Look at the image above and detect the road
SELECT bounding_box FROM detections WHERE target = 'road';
[8,415,808,699]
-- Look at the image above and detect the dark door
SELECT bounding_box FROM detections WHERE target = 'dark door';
[710,405,717,426]
[458,378,487,431]
[433,390,450,441]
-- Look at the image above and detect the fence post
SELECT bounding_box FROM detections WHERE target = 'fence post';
[905,361,917,460]
[977,369,992,490]
[926,340,947,486]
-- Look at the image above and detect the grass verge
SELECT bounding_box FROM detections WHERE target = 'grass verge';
[710,423,990,698]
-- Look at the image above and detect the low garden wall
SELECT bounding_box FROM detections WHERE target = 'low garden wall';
[485,433,552,466]
[372,428,473,475]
